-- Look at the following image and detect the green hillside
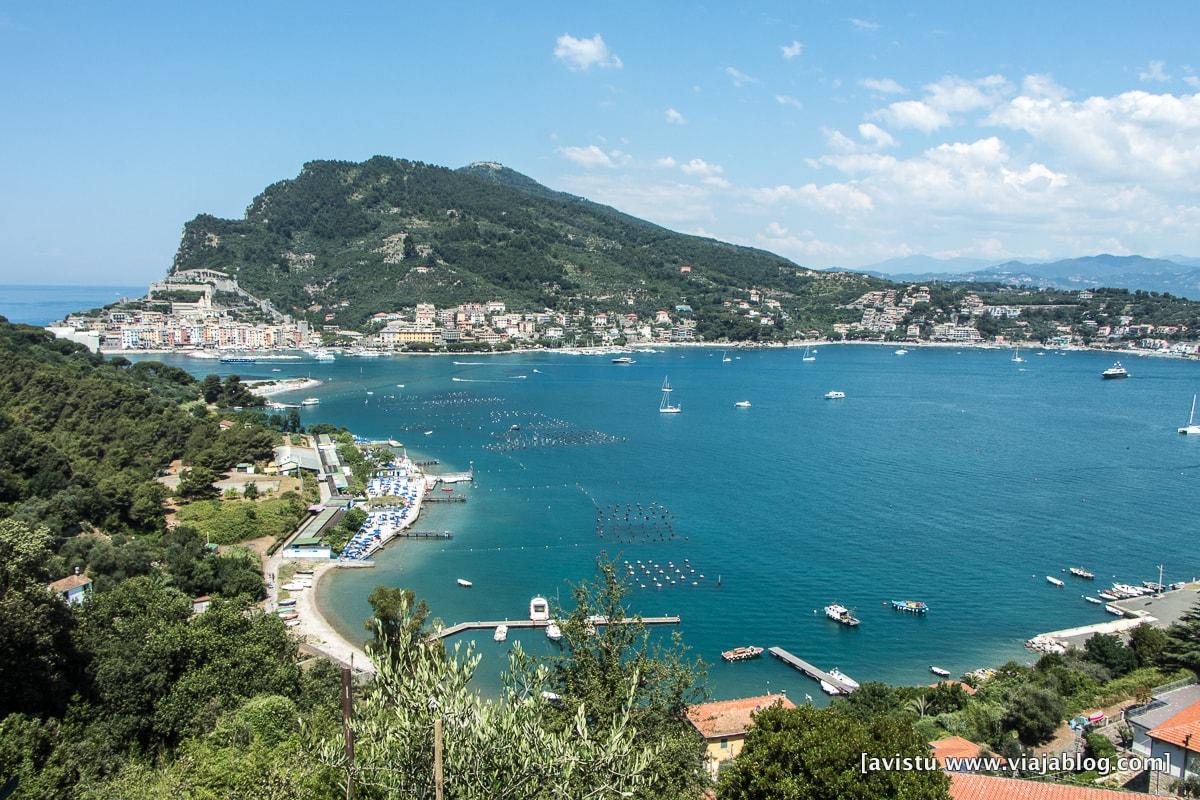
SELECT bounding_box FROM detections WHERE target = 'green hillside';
[170,157,883,332]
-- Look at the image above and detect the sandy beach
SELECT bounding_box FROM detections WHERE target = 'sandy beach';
[248,377,323,397]
[285,561,376,674]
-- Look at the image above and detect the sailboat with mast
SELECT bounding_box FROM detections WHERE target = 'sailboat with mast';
[1179,395,1200,435]
[659,377,681,414]
[1011,347,1024,363]
[802,345,816,362]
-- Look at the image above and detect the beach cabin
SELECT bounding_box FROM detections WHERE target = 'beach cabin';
[685,694,794,780]
[47,571,92,605]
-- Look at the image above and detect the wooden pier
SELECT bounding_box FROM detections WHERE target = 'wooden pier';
[413,459,440,467]
[432,615,681,641]
[767,647,857,694]
[425,494,466,504]
[395,530,453,539]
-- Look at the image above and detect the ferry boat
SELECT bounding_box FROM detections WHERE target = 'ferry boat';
[824,390,846,400]
[721,646,764,662]
[1180,395,1200,435]
[493,624,508,642]
[611,356,635,364]
[300,397,320,406]
[545,621,563,642]
[529,596,550,622]
[456,578,473,588]
[1085,597,1103,604]
[930,666,951,678]
[734,400,752,408]
[891,600,929,614]
[824,603,860,626]
[1069,567,1095,579]
[659,377,681,413]
[1102,362,1129,380]
[1046,576,1065,587]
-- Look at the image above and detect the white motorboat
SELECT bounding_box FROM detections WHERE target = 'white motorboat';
[894,349,909,355]
[659,377,681,413]
[819,680,843,696]
[1085,597,1103,605]
[456,578,473,588]
[829,667,859,690]
[734,400,752,408]
[300,397,320,406]
[1102,362,1129,379]
[1046,576,1064,587]
[1180,395,1200,435]
[611,356,635,364]
[824,603,860,626]
[930,666,951,678]
[824,390,846,400]
[493,624,508,642]
[529,596,550,621]
[545,621,563,642]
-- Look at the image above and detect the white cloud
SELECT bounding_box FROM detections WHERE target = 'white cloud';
[703,176,732,189]
[679,158,724,177]
[557,145,616,168]
[858,123,897,148]
[664,108,687,125]
[1139,60,1170,83]
[556,174,716,226]
[849,17,880,31]
[875,100,951,133]
[725,66,759,87]
[860,77,906,95]
[781,40,803,60]
[1022,74,1069,101]
[757,222,845,258]
[655,156,678,168]
[1185,76,1200,89]
[747,182,874,213]
[553,33,622,71]
[775,94,803,109]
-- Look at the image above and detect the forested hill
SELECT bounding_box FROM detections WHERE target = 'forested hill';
[170,157,854,329]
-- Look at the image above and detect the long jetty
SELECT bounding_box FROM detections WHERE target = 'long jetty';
[768,646,857,694]
[432,615,681,641]
[395,530,453,539]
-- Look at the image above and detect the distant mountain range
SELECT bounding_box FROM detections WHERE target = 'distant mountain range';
[852,254,1200,299]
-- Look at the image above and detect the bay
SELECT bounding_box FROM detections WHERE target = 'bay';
[138,346,1200,701]
[0,284,145,326]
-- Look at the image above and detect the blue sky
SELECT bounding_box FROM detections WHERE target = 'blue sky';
[2,1,1198,284]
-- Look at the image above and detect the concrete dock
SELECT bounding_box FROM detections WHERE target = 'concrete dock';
[432,615,681,640]
[768,646,857,694]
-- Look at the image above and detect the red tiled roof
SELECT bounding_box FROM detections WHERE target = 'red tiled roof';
[1148,698,1200,753]
[929,736,985,766]
[48,574,92,593]
[929,679,978,696]
[950,772,1142,800]
[685,694,795,739]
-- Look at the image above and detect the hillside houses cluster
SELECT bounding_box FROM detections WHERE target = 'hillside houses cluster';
[366,301,698,348]
[52,307,314,353]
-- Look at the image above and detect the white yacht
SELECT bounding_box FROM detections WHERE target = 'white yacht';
[1179,395,1200,435]
[829,667,860,690]
[734,400,752,408]
[456,578,473,588]
[819,680,843,696]
[1102,362,1129,380]
[824,603,859,626]
[493,624,508,642]
[611,356,635,365]
[300,397,320,406]
[659,377,681,413]
[824,390,846,400]
[1012,348,1024,363]
[545,621,563,642]
[529,596,550,622]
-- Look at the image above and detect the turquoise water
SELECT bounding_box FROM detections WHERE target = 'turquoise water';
[142,346,1200,701]
[0,284,145,326]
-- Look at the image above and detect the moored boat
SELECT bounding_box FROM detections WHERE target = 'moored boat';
[824,390,846,400]
[1097,591,1119,601]
[930,666,951,678]
[1105,605,1126,616]
[1085,597,1103,604]
[891,600,929,614]
[493,624,508,642]
[456,578,473,588]
[734,400,752,408]
[1069,567,1095,579]
[819,680,843,696]
[300,397,320,406]
[824,603,860,626]
[1102,362,1129,380]
[545,621,563,641]
[828,668,859,690]
[1179,395,1200,435]
[721,645,764,662]
[1047,576,1065,587]
[529,596,550,621]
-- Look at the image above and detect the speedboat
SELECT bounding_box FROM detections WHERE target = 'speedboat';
[611,356,636,364]
[545,621,563,642]
[493,624,508,642]
[829,668,859,690]
[930,666,951,678]
[734,400,752,408]
[1047,576,1065,587]
[456,578,473,588]
[824,390,846,400]
[894,349,908,356]
[1102,362,1129,380]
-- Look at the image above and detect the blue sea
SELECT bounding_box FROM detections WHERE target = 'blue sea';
[130,345,1200,701]
[0,284,145,326]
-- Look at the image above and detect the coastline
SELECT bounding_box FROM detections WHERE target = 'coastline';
[247,377,323,397]
[290,561,376,674]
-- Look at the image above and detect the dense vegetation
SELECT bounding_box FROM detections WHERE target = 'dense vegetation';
[170,157,885,333]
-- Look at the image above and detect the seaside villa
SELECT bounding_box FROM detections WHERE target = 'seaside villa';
[686,694,794,780]
[47,571,92,605]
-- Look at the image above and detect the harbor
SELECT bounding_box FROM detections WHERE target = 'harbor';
[768,647,859,695]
